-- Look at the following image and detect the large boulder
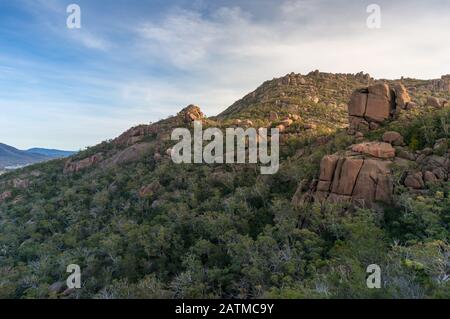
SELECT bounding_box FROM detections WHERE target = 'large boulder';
[313,152,394,209]
[330,158,364,196]
[351,142,396,159]
[393,83,411,109]
[427,96,442,108]
[404,172,425,189]
[348,89,368,117]
[423,171,438,184]
[319,155,339,181]
[309,134,449,209]
[348,116,369,132]
[382,131,404,146]
[179,105,204,123]
[352,159,393,206]
[365,83,395,123]
[348,83,397,132]
[113,124,159,147]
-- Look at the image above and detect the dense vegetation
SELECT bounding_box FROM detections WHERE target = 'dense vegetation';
[0,73,448,299]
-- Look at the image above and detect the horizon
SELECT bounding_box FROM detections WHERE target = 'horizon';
[2,0,450,150]
[0,142,76,152]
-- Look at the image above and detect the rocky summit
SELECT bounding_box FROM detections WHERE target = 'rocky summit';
[0,71,449,299]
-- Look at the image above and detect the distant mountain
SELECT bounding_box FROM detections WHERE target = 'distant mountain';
[0,143,74,168]
[26,148,75,158]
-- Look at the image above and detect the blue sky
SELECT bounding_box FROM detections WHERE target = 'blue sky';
[1,0,450,150]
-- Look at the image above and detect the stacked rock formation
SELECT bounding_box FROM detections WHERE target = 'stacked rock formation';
[179,104,205,123]
[295,84,449,210]
[309,137,449,209]
[348,83,411,133]
[315,142,395,208]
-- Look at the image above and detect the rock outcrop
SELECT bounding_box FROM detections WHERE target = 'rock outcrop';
[0,191,12,203]
[12,178,30,189]
[113,125,158,147]
[104,143,153,167]
[427,96,443,108]
[382,131,404,146]
[404,172,425,189]
[65,141,156,174]
[393,83,411,109]
[302,85,449,209]
[280,73,307,86]
[305,137,449,209]
[348,83,411,133]
[179,105,204,123]
[351,142,396,159]
[427,76,450,92]
[64,153,103,173]
[314,150,394,208]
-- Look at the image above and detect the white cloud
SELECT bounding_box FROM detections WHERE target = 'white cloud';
[133,1,450,107]
[68,30,110,51]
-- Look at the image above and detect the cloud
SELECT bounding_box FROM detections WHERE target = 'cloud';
[66,30,110,51]
[128,1,450,115]
[136,8,223,68]
[134,1,450,79]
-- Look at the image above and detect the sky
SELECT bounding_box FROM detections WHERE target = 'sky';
[1,0,450,150]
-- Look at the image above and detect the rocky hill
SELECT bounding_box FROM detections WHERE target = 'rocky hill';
[0,71,448,299]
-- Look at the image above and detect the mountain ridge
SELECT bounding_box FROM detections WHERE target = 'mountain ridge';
[26,148,75,158]
[0,70,448,299]
[0,143,74,168]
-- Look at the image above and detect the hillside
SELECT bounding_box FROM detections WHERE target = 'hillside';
[0,71,448,299]
[216,71,370,122]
